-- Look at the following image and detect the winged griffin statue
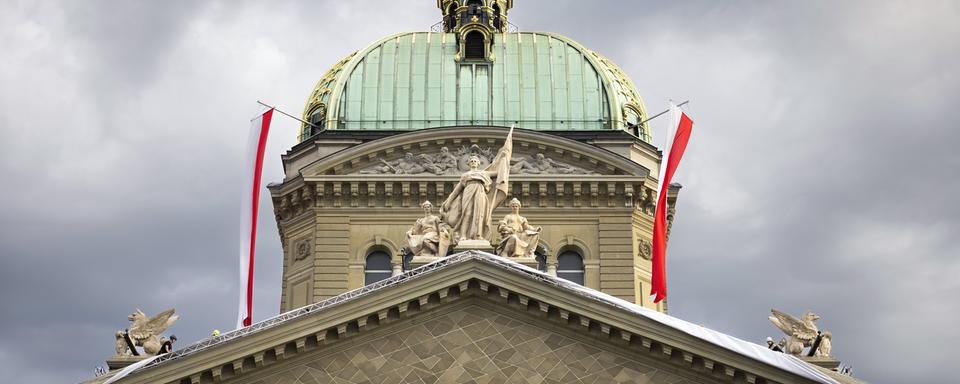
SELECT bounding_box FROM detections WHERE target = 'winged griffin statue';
[114,308,179,356]
[768,309,832,357]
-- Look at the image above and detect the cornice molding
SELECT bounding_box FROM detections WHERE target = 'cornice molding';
[111,255,824,384]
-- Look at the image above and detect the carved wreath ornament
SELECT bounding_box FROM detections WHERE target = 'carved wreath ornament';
[294,239,311,261]
[638,239,652,260]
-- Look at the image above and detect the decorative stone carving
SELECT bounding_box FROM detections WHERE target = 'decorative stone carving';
[294,238,311,261]
[819,331,833,357]
[637,238,652,260]
[454,144,495,171]
[441,129,513,242]
[357,145,495,175]
[353,146,589,175]
[495,198,542,258]
[640,189,656,215]
[421,147,459,174]
[115,330,132,356]
[768,309,832,357]
[360,152,426,174]
[510,153,591,174]
[406,201,453,258]
[117,308,179,356]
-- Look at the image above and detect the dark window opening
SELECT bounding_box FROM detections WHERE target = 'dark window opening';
[534,244,548,272]
[492,4,502,30]
[364,251,392,285]
[557,251,584,285]
[307,106,326,133]
[401,248,414,271]
[445,3,458,32]
[464,31,485,60]
[467,0,482,15]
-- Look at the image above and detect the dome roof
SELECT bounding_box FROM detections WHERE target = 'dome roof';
[301,31,650,142]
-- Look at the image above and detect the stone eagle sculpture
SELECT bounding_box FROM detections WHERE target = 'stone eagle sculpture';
[768,309,831,357]
[120,308,180,356]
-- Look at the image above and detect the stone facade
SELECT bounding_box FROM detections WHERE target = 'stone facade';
[270,128,682,313]
[235,303,705,384]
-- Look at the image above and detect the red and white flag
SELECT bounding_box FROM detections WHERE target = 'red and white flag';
[238,108,274,328]
[650,103,693,303]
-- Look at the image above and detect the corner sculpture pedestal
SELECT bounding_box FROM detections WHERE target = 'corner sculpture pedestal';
[800,356,841,371]
[106,355,147,371]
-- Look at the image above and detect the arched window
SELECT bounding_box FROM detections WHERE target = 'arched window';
[306,103,326,134]
[557,251,584,285]
[624,105,643,138]
[464,31,485,60]
[364,251,392,285]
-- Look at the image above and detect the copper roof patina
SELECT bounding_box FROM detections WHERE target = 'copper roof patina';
[301,32,650,142]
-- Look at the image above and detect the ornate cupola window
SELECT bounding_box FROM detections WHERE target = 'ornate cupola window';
[438,0,512,61]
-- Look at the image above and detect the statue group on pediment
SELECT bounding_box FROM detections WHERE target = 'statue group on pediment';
[403,128,541,259]
[406,201,452,258]
[356,146,591,175]
[407,196,542,259]
[495,198,542,258]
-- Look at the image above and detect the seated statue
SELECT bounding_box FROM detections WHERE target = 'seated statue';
[406,201,451,258]
[496,198,542,258]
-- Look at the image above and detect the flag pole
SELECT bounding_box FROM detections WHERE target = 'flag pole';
[639,100,689,126]
[256,100,322,131]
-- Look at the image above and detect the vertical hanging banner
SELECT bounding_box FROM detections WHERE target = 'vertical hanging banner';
[238,108,274,328]
[650,103,694,304]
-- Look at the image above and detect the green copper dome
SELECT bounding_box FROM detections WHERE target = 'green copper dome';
[301,31,650,142]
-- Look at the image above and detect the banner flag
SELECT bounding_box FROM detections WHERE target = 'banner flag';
[237,108,274,328]
[650,103,693,303]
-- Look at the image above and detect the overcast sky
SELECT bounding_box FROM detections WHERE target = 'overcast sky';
[1,1,957,382]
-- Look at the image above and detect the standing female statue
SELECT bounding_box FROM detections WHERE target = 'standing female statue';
[441,128,513,242]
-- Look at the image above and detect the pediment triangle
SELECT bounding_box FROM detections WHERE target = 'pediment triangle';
[100,253,838,384]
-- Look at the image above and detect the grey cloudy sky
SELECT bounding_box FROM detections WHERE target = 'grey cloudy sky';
[1,1,957,382]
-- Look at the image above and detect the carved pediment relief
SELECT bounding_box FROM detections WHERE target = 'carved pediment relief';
[300,127,649,178]
[354,144,597,176]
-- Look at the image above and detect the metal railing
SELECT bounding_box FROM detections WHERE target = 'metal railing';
[430,19,518,33]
